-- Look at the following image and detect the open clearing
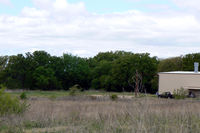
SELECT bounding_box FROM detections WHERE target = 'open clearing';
[7,90,137,98]
[1,92,200,133]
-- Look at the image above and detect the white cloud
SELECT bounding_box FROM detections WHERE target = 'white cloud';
[53,0,68,9]
[146,4,170,10]
[172,0,200,10]
[0,0,11,6]
[0,0,200,58]
[172,0,200,20]
[32,0,86,15]
[21,7,50,17]
[32,0,52,10]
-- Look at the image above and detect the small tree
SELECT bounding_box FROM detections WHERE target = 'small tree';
[110,94,118,101]
[173,87,187,99]
[20,92,27,100]
[69,84,82,96]
[129,70,143,97]
[0,86,29,116]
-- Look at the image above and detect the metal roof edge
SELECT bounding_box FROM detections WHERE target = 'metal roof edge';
[158,71,200,75]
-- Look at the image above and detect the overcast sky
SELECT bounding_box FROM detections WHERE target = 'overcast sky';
[0,0,200,58]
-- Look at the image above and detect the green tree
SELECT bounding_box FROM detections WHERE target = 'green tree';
[62,54,90,90]
[158,57,183,72]
[91,60,112,90]
[0,50,160,93]
[3,54,26,89]
[33,66,60,90]
[0,56,8,71]
[182,53,200,71]
[111,53,158,92]
[32,51,51,67]
[0,56,9,85]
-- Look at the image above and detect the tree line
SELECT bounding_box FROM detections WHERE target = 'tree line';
[0,51,199,93]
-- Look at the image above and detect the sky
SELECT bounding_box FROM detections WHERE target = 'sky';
[0,0,200,58]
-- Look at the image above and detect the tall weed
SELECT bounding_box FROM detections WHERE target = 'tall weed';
[0,88,29,116]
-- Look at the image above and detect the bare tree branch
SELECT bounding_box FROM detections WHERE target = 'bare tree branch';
[129,70,143,97]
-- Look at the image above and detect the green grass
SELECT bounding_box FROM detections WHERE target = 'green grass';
[9,90,69,98]
[7,90,156,99]
[8,90,135,97]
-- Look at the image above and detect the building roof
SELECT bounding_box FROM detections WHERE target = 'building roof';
[159,71,200,75]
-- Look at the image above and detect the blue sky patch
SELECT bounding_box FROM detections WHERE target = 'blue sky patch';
[0,0,179,15]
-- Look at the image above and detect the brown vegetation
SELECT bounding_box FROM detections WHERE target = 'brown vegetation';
[1,96,200,133]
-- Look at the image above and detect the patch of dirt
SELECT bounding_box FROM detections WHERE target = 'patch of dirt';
[25,126,67,133]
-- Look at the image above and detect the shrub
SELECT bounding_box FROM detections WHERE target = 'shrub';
[173,87,187,99]
[48,95,57,101]
[20,92,27,100]
[69,84,82,96]
[89,96,97,100]
[110,94,118,101]
[0,88,29,116]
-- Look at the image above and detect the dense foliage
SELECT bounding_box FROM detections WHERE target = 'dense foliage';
[0,88,28,116]
[157,53,200,72]
[0,50,199,93]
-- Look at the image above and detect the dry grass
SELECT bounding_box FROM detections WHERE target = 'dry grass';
[1,96,200,133]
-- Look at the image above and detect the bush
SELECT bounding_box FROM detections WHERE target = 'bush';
[0,88,29,116]
[20,92,27,100]
[69,84,82,96]
[173,87,187,99]
[48,95,57,101]
[110,94,118,101]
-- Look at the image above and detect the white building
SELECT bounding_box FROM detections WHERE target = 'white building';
[158,63,200,97]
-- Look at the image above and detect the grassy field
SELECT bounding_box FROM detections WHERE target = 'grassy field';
[7,90,141,98]
[1,91,200,133]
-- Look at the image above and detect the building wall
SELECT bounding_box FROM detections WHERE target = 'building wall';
[159,73,200,94]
